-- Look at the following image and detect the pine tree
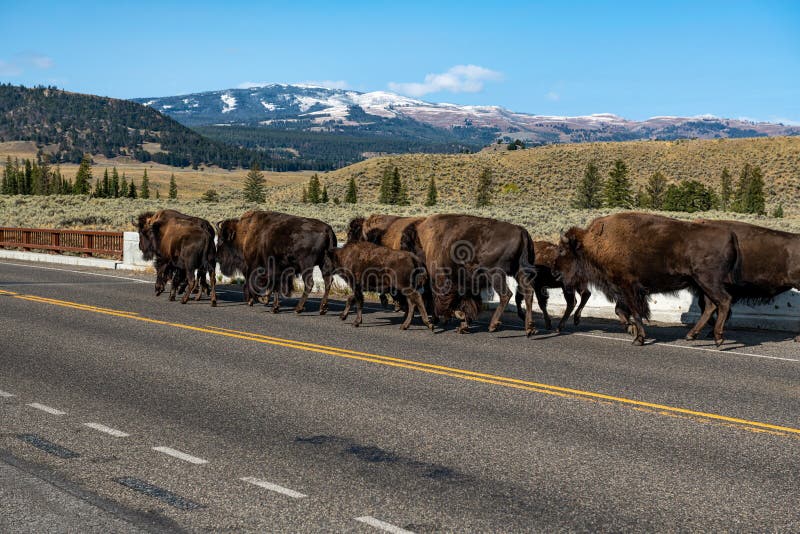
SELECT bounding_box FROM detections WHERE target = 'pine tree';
[378,166,393,204]
[572,162,604,209]
[321,184,329,203]
[645,171,667,210]
[307,173,322,203]
[73,154,92,195]
[119,173,128,199]
[3,156,14,194]
[345,176,357,204]
[201,188,219,202]
[93,178,101,197]
[22,159,32,195]
[396,180,409,206]
[424,176,438,206]
[719,167,732,210]
[773,204,784,218]
[127,180,137,199]
[389,167,403,204]
[301,186,308,203]
[603,159,633,209]
[140,169,150,199]
[111,167,120,198]
[168,174,178,199]
[733,164,766,215]
[101,169,110,198]
[475,168,493,207]
[243,162,266,203]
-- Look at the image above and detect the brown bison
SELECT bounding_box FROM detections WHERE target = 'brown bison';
[347,215,426,310]
[693,219,799,342]
[334,241,433,330]
[514,241,591,332]
[554,212,741,346]
[216,210,337,314]
[401,214,537,335]
[135,210,217,306]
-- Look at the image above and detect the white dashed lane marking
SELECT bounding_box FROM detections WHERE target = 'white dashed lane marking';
[240,477,307,498]
[355,516,415,534]
[153,446,208,465]
[27,402,66,415]
[0,389,15,397]
[83,422,131,437]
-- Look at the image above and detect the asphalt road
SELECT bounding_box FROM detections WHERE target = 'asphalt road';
[1,259,799,532]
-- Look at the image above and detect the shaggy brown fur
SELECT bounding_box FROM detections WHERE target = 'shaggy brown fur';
[555,212,741,346]
[334,241,433,330]
[401,214,536,335]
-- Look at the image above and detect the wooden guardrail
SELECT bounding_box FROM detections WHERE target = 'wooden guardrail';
[0,227,124,260]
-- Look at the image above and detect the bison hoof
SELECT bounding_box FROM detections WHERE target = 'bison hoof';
[488,322,499,333]
[573,316,581,326]
[795,336,799,343]
[339,313,347,321]
[352,321,361,327]
[685,333,698,341]
[400,324,409,331]
[526,327,536,337]
[428,324,435,332]
[715,338,724,347]
[211,300,217,308]
[632,336,645,346]
[626,324,637,336]
[248,300,254,307]
[294,307,303,314]
[319,306,328,315]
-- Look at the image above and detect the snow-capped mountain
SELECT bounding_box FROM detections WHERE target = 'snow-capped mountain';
[133,84,800,144]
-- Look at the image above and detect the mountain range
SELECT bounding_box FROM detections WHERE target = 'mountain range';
[133,83,800,144]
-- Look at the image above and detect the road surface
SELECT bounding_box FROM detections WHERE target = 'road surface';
[1,259,798,532]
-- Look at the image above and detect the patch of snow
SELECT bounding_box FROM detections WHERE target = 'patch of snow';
[161,104,173,110]
[143,100,157,106]
[260,100,277,111]
[221,93,237,113]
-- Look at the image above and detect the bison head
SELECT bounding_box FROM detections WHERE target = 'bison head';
[215,218,245,277]
[553,227,585,287]
[135,212,158,261]
[346,217,366,243]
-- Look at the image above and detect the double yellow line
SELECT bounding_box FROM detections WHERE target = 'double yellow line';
[3,288,799,438]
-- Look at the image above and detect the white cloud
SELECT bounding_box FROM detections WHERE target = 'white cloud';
[26,53,54,69]
[545,91,560,101]
[0,52,54,76]
[388,64,502,97]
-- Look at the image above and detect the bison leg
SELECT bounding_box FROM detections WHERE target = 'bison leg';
[295,271,314,314]
[208,267,217,307]
[379,293,390,309]
[573,288,591,326]
[535,282,552,331]
[194,270,204,302]
[271,291,280,313]
[353,286,364,327]
[686,295,717,341]
[615,302,634,334]
[340,294,355,321]
[488,275,512,333]
[515,272,536,337]
[319,273,333,315]
[181,271,197,305]
[558,287,576,333]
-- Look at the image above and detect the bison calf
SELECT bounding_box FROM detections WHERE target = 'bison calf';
[334,241,433,330]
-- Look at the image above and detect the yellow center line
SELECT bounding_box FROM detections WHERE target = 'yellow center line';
[5,289,800,437]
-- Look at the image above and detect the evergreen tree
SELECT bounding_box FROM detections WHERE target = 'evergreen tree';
[396,179,409,206]
[243,162,266,203]
[39,157,51,195]
[3,156,14,194]
[733,164,766,215]
[662,180,715,213]
[321,184,329,203]
[475,168,493,207]
[603,159,633,208]
[378,166,393,204]
[168,173,178,200]
[73,154,92,195]
[155,189,160,200]
[22,159,32,195]
[120,174,128,198]
[424,176,438,206]
[93,177,101,197]
[772,204,784,218]
[201,188,219,202]
[572,162,604,209]
[307,173,322,203]
[140,169,150,199]
[301,186,308,203]
[719,167,732,210]
[111,167,120,198]
[645,171,668,210]
[127,180,137,199]
[101,169,110,198]
[345,176,357,204]
[389,167,403,204]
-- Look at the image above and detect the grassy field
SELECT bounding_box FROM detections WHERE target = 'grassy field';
[1,195,798,241]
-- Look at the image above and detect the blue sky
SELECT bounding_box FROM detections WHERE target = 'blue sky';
[1,1,798,122]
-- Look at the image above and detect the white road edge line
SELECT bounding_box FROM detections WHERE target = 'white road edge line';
[84,422,130,438]
[355,516,415,534]
[27,403,66,415]
[0,390,15,397]
[152,446,208,465]
[0,261,150,284]
[240,477,307,498]
[573,332,800,362]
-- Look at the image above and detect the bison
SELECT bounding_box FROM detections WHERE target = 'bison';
[216,210,337,314]
[135,210,217,306]
[401,214,537,335]
[347,215,427,310]
[514,240,591,332]
[334,241,433,330]
[693,219,799,342]
[554,212,741,346]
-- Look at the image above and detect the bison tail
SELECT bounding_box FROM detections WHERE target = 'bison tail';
[518,229,537,284]
[728,231,743,285]
[323,227,338,275]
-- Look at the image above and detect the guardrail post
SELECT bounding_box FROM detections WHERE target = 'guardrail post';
[22,230,31,251]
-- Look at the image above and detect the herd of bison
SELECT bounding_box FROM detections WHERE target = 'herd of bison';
[134,209,799,346]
